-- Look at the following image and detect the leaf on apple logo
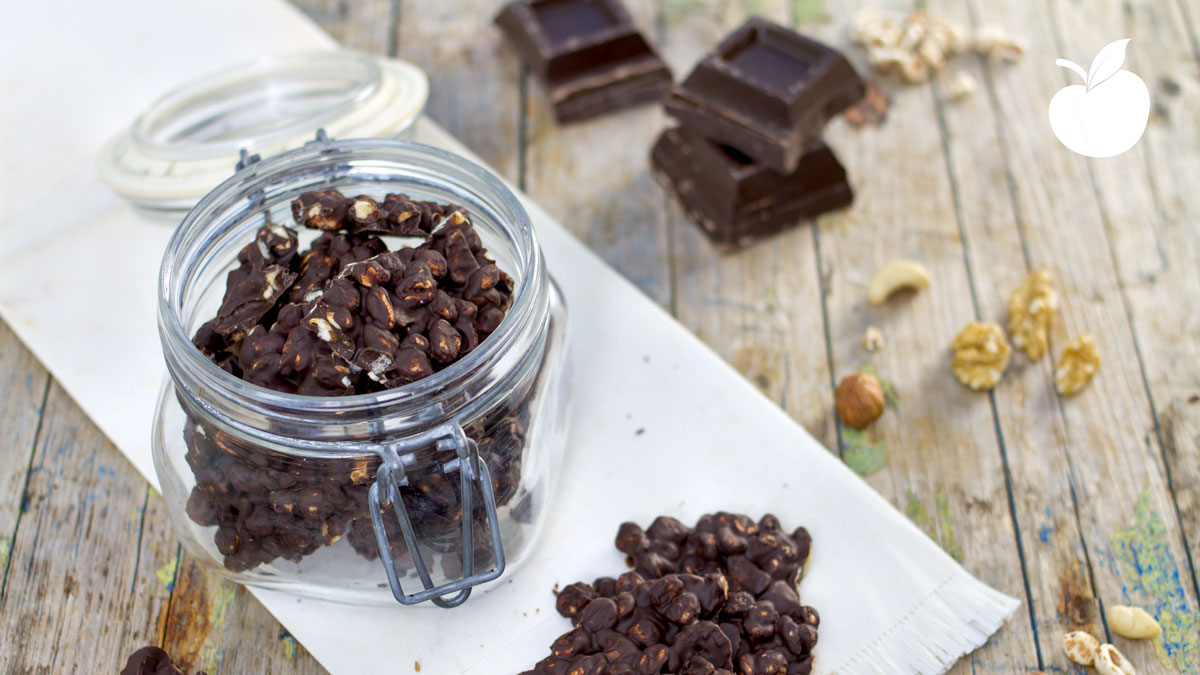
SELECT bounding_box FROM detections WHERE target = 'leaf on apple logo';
[1086,38,1131,91]
[1055,59,1088,82]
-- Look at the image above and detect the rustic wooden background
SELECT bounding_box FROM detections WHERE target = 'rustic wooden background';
[1,0,1198,673]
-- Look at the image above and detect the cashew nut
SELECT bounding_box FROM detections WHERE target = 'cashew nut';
[868,259,932,305]
[1107,605,1161,639]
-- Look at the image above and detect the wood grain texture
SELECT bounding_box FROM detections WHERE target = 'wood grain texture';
[291,0,395,54]
[1114,0,1200,610]
[396,0,523,181]
[1046,0,1200,669]
[0,384,176,672]
[162,554,326,674]
[801,1,1039,670]
[0,321,48,596]
[919,1,1106,669]
[959,0,1200,671]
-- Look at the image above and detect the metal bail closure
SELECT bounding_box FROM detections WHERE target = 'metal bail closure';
[367,422,506,607]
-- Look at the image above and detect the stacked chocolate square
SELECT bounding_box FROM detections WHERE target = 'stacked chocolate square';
[654,18,866,251]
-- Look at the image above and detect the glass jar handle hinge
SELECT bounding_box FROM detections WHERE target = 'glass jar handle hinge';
[367,422,506,607]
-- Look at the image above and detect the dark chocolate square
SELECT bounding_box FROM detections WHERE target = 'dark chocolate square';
[651,126,853,251]
[496,0,673,123]
[533,0,620,45]
[662,17,864,173]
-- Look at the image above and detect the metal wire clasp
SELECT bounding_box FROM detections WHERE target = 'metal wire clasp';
[367,422,506,607]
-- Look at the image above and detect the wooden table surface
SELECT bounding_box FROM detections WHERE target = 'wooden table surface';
[2,0,1198,673]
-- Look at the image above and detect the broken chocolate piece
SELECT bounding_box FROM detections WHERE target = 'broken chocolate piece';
[293,189,350,230]
[651,126,853,251]
[212,264,297,342]
[120,646,207,675]
[495,0,673,123]
[663,17,864,173]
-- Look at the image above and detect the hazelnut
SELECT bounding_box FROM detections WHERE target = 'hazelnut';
[836,373,886,429]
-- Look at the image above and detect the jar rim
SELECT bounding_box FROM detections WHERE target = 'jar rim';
[158,137,544,419]
[131,51,382,161]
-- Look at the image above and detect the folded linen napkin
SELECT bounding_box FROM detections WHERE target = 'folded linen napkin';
[0,2,1017,673]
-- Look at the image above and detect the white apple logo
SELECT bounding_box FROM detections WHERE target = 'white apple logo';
[1048,39,1150,158]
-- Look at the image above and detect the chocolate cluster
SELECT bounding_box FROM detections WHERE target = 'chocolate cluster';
[121,647,205,675]
[525,513,818,675]
[183,190,530,572]
[193,190,514,394]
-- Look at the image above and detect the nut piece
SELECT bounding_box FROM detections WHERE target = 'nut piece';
[946,72,977,101]
[836,373,886,429]
[951,322,1012,390]
[1095,643,1136,675]
[973,24,1027,62]
[851,10,1023,86]
[868,259,932,305]
[1055,333,1100,396]
[1007,269,1058,360]
[1107,605,1161,639]
[1062,630,1100,666]
[861,325,885,352]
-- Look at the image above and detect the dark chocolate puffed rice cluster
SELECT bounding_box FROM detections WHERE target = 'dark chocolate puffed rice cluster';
[193,189,513,394]
[121,646,206,675]
[525,513,818,675]
[183,190,531,572]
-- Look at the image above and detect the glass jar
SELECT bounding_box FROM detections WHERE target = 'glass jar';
[153,136,570,607]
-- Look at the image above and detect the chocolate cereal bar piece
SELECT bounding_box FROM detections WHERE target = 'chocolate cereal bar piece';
[663,17,864,173]
[651,126,853,251]
[495,0,673,123]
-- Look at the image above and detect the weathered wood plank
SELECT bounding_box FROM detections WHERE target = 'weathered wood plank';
[0,383,176,672]
[917,2,1108,670]
[797,1,1040,670]
[1179,0,1200,47]
[1046,0,1200,668]
[0,320,49,594]
[955,0,1200,671]
[161,553,326,674]
[395,0,523,181]
[291,0,396,54]
[661,1,838,449]
[521,2,674,308]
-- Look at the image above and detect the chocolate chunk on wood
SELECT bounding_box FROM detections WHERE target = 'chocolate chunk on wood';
[663,17,864,173]
[495,0,673,123]
[121,646,207,675]
[651,126,853,251]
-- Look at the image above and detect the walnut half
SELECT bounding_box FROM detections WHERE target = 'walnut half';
[1007,269,1058,360]
[1055,333,1100,396]
[951,321,1012,390]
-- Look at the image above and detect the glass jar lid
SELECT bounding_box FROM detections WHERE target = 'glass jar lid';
[98,51,429,216]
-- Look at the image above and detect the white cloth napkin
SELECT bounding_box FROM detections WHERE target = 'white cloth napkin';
[0,2,1018,673]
